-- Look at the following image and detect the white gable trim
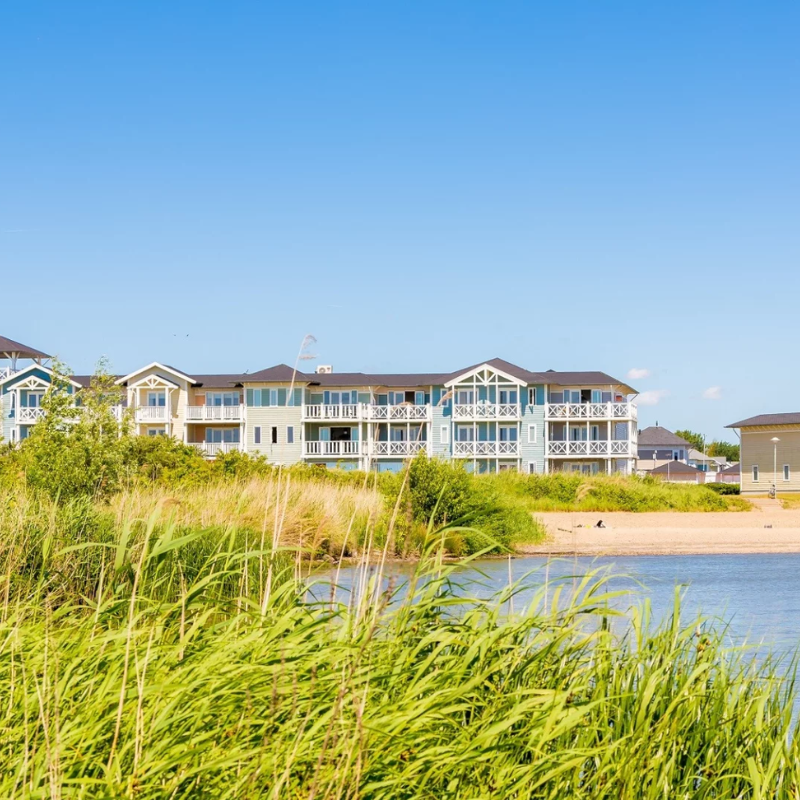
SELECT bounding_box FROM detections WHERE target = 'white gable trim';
[444,364,526,388]
[127,373,181,391]
[115,362,193,387]
[0,363,81,390]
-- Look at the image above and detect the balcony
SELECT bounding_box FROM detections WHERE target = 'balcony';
[452,404,520,421]
[545,402,637,420]
[371,440,427,457]
[304,441,362,457]
[17,407,46,423]
[193,442,242,457]
[547,441,634,457]
[186,405,244,422]
[366,404,430,421]
[303,404,361,421]
[135,406,168,423]
[453,441,520,457]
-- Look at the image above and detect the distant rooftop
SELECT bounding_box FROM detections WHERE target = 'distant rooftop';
[0,335,50,361]
[637,426,692,448]
[727,413,800,428]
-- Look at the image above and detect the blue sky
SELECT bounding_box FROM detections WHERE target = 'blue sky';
[2,2,799,440]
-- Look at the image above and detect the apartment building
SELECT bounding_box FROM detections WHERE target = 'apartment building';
[0,337,638,474]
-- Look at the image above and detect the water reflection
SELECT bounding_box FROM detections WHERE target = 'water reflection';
[311,553,800,658]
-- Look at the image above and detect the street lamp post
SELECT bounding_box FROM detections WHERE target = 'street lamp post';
[771,437,780,497]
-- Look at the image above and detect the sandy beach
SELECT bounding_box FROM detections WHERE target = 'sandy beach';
[517,500,800,556]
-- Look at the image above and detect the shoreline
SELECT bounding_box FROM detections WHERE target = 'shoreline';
[516,504,800,557]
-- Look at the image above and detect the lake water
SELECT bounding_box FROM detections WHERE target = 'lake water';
[317,554,800,658]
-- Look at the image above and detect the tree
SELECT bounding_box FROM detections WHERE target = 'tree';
[707,440,739,463]
[20,358,132,499]
[675,430,705,452]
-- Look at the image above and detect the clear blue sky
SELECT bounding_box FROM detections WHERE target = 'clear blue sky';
[3,2,799,441]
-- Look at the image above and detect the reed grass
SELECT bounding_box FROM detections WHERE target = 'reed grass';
[491,471,752,512]
[0,493,797,797]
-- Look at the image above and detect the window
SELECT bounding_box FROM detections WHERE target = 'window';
[254,426,261,445]
[753,465,759,482]
[146,428,165,437]
[784,465,790,482]
[499,425,518,442]
[147,391,166,407]
[440,425,450,444]
[499,390,518,405]
[27,392,45,408]
[270,389,278,406]
[287,426,294,444]
[206,391,239,407]
[527,424,537,444]
[528,461,537,474]
[590,425,600,441]
[456,390,474,405]
[206,428,239,443]
[456,426,474,442]
[271,426,278,444]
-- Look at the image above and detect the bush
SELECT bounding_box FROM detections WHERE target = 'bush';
[703,482,740,495]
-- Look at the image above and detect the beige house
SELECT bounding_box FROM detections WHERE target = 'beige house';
[726,413,800,495]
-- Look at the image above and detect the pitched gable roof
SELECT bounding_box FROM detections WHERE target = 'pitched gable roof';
[539,370,635,393]
[637,426,692,447]
[243,364,310,383]
[0,335,50,360]
[650,461,702,475]
[726,413,800,428]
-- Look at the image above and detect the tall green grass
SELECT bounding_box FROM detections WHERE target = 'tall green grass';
[491,471,752,512]
[0,500,797,797]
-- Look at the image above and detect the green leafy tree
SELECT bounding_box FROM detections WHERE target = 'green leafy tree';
[674,430,705,452]
[20,358,131,499]
[707,440,739,462]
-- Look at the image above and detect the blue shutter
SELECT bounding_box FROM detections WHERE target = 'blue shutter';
[278,388,287,406]
[246,389,254,406]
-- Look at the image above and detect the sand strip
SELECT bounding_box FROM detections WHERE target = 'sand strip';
[516,504,800,556]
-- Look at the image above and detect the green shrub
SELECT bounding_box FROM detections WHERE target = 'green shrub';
[703,482,740,495]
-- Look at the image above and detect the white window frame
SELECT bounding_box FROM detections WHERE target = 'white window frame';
[527,424,537,444]
[27,391,45,408]
[752,465,759,482]
[528,388,537,405]
[287,426,294,444]
[146,427,166,437]
[784,465,790,482]
[440,425,449,444]
[528,461,537,474]
[147,391,166,407]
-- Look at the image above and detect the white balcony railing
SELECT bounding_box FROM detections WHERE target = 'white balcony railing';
[303,404,361,421]
[186,405,244,422]
[303,403,432,421]
[452,404,520,420]
[304,441,361,457]
[135,406,168,422]
[17,407,46,423]
[371,440,428,457]
[193,442,241,456]
[453,441,520,457]
[545,402,637,420]
[547,441,634,457]
[366,405,431,421]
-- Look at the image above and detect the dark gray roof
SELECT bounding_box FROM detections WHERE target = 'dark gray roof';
[727,413,800,428]
[0,335,50,360]
[239,358,632,390]
[637,426,693,447]
[188,374,247,388]
[719,462,741,475]
[244,364,309,383]
[71,375,124,388]
[650,461,702,475]
[538,370,635,392]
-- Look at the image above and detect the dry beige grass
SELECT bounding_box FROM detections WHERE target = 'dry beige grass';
[106,475,386,555]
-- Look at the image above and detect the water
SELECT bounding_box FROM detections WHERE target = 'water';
[318,553,800,658]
